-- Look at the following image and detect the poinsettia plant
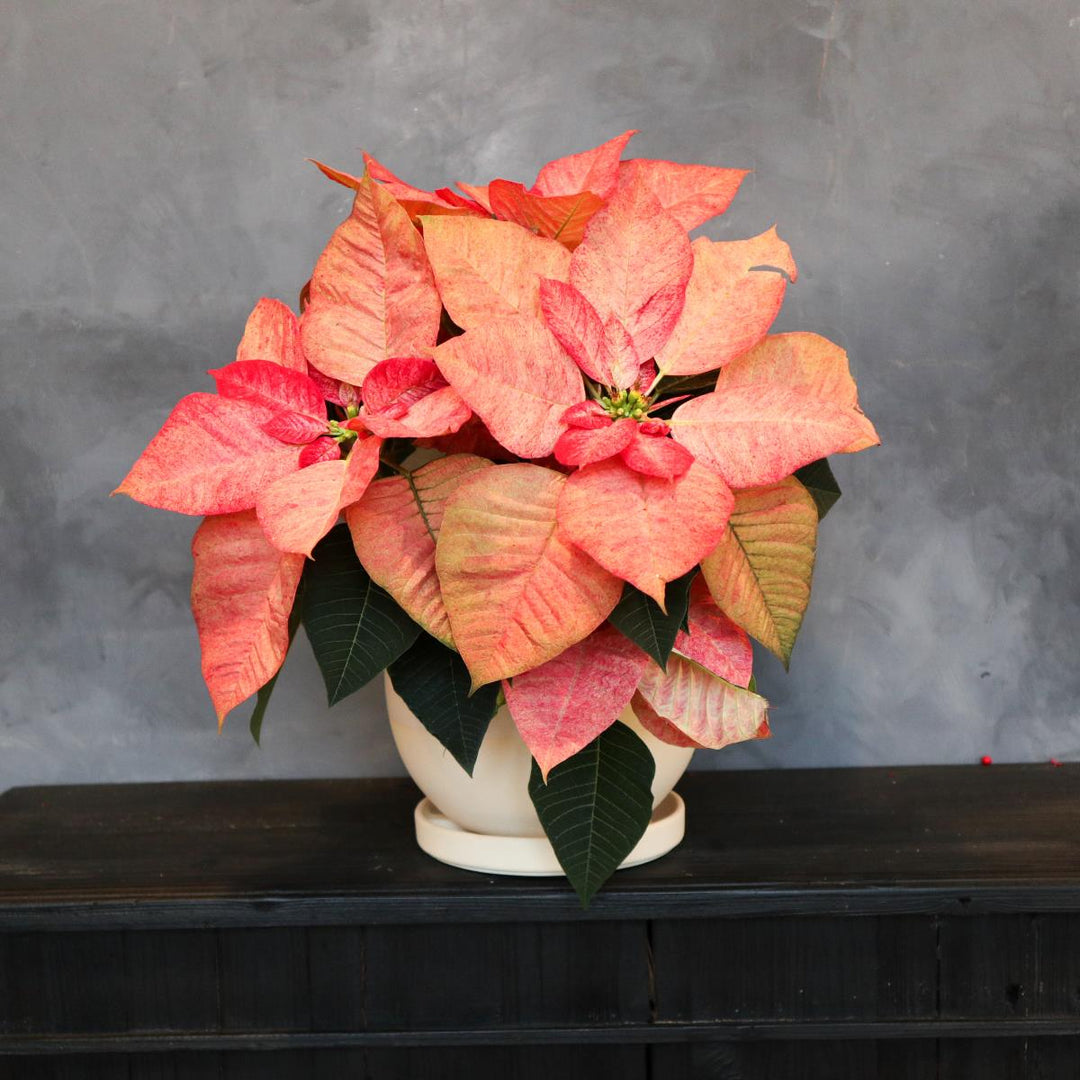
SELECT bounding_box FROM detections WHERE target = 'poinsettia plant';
[116,131,878,904]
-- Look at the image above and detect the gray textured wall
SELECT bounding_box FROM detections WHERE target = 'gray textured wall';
[3,0,1079,792]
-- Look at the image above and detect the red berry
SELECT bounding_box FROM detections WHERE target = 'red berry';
[980,755,993,766]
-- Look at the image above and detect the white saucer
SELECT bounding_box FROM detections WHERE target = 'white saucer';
[413,791,686,877]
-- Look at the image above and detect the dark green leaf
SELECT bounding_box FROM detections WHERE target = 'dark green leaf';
[302,525,421,706]
[608,568,697,670]
[249,677,276,747]
[645,375,719,421]
[379,438,415,469]
[655,371,719,396]
[438,307,465,343]
[530,722,656,907]
[388,634,499,775]
[795,458,842,520]
[249,588,303,746]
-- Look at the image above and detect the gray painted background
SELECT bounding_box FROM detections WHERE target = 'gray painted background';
[2,0,1078,792]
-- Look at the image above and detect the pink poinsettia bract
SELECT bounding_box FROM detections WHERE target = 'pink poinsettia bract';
[115,130,877,780]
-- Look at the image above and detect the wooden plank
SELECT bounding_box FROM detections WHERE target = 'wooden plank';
[127,1058,222,1080]
[1030,915,1080,1015]
[3,768,1079,1072]
[940,915,1028,1020]
[938,1037,1080,1079]
[15,885,1080,932]
[123,931,219,1033]
[0,1047,647,1080]
[363,921,650,1030]
[1026,1038,1080,1078]
[356,1044,647,1079]
[220,1050,324,1080]
[652,915,937,1021]
[0,1058,131,1080]
[307,927,364,1032]
[218,928,311,1032]
[0,933,128,1034]
[651,1039,937,1079]
[2,767,1080,928]
[940,914,1080,1019]
[6,1018,1080,1053]
[221,1046,647,1079]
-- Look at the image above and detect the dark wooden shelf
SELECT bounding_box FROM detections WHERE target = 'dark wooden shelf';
[2,765,1079,1078]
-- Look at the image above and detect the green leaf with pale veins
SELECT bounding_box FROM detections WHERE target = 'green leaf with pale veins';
[388,634,499,776]
[700,478,818,668]
[302,525,421,706]
[249,590,303,746]
[529,721,656,908]
[607,568,698,670]
[795,458,841,521]
[655,371,719,396]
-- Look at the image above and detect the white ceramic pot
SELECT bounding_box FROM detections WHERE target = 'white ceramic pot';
[385,674,694,875]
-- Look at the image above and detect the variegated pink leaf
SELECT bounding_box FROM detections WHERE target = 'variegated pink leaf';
[674,581,754,687]
[191,510,305,726]
[362,152,486,219]
[299,437,342,467]
[619,426,694,478]
[435,464,623,687]
[620,158,749,230]
[554,417,636,467]
[210,360,326,420]
[569,170,692,362]
[539,278,611,383]
[716,333,880,453]
[637,654,770,750]
[504,623,650,779]
[531,129,637,199]
[113,394,301,515]
[300,174,441,384]
[434,186,484,211]
[309,159,363,190]
[433,314,585,458]
[699,477,818,667]
[256,435,382,556]
[362,357,448,417]
[562,400,611,429]
[235,298,307,372]
[311,157,483,220]
[557,458,733,607]
[347,454,493,646]
[671,384,873,490]
[361,386,471,439]
[601,315,643,390]
[305,367,360,409]
[454,180,493,213]
[262,411,329,445]
[423,217,571,330]
[487,180,605,250]
[654,230,797,380]
[630,690,702,748]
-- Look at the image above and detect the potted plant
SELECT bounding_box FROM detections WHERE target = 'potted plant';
[115,131,878,905]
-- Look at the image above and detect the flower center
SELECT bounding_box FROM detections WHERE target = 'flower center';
[327,419,360,443]
[601,388,649,420]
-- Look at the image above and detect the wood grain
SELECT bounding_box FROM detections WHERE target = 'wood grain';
[3,765,1080,1075]
[2,767,1079,928]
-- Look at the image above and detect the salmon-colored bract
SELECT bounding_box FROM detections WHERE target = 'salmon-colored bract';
[191,511,305,726]
[116,132,877,797]
[504,624,650,778]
